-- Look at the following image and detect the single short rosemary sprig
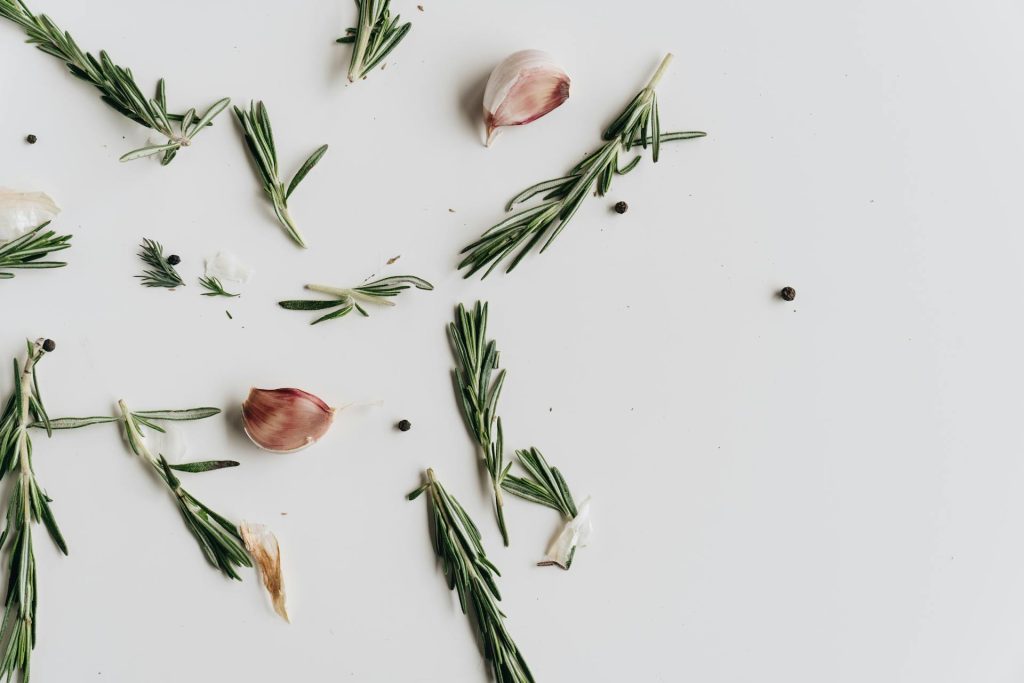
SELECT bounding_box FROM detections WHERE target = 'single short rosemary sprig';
[116,402,251,579]
[278,275,433,325]
[234,101,328,248]
[449,302,511,545]
[0,222,72,280]
[0,0,229,165]
[136,239,183,289]
[199,276,239,297]
[408,469,534,683]
[502,448,585,570]
[337,0,412,81]
[459,53,706,278]
[0,338,67,682]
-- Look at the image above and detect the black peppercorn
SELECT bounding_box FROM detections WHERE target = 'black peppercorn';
[25,134,37,144]
[613,201,628,214]
[167,254,181,266]
[397,419,412,432]
[779,286,796,301]
[42,339,56,352]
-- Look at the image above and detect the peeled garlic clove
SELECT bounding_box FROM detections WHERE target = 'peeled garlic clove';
[240,522,289,622]
[0,188,60,242]
[483,49,570,146]
[242,387,335,453]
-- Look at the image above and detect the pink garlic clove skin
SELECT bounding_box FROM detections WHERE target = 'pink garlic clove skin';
[242,387,336,453]
[483,49,570,146]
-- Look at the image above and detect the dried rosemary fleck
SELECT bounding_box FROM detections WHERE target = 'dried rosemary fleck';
[408,469,533,683]
[337,0,412,81]
[0,0,229,165]
[459,53,706,278]
[234,101,328,248]
[0,339,67,681]
[449,302,510,545]
[278,275,433,325]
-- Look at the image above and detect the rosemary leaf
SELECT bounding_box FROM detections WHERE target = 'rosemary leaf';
[199,276,239,298]
[0,0,229,165]
[279,275,433,325]
[136,239,184,289]
[459,53,706,278]
[409,469,534,683]
[0,222,72,280]
[338,0,412,81]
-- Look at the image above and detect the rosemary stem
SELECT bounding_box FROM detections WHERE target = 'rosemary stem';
[305,285,352,298]
[646,53,674,91]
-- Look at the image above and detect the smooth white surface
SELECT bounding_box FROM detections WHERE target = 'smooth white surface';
[2,0,1024,681]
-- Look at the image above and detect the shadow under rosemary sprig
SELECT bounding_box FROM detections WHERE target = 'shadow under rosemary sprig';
[136,239,183,289]
[234,101,328,248]
[408,469,534,683]
[0,222,72,280]
[449,302,511,545]
[337,0,412,81]
[0,0,229,165]
[278,275,433,325]
[0,338,67,682]
[459,53,706,278]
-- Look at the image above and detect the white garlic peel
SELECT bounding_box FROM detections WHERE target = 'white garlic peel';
[205,251,253,283]
[482,49,570,146]
[135,423,188,462]
[0,188,60,242]
[541,497,592,569]
[241,522,289,622]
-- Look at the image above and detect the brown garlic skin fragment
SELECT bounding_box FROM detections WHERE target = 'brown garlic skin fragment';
[242,387,335,453]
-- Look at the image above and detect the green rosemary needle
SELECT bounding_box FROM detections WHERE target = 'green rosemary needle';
[408,469,534,683]
[234,101,328,248]
[459,53,706,278]
[502,447,586,570]
[116,401,252,580]
[199,276,239,298]
[0,339,67,682]
[449,302,510,545]
[0,222,72,280]
[278,275,433,324]
[337,0,412,81]
[0,0,229,165]
[136,239,183,289]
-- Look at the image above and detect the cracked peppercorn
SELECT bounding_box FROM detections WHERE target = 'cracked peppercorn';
[25,134,37,144]
[397,419,412,432]
[167,255,181,266]
[613,201,628,214]
[780,286,796,301]
[42,339,55,352]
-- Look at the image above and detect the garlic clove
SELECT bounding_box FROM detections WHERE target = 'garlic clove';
[483,49,570,146]
[242,387,335,453]
[0,188,60,242]
[240,522,289,622]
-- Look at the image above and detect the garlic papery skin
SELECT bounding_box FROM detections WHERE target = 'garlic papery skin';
[539,497,592,570]
[483,49,570,146]
[205,251,253,283]
[242,387,336,453]
[0,188,60,242]
[241,522,289,622]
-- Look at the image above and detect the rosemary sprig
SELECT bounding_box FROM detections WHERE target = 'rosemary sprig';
[278,275,433,325]
[459,53,706,278]
[199,276,239,298]
[408,469,534,683]
[136,239,183,289]
[234,101,328,248]
[116,402,252,580]
[0,223,72,280]
[0,0,229,165]
[337,0,412,81]
[501,448,584,569]
[449,302,510,545]
[0,339,67,682]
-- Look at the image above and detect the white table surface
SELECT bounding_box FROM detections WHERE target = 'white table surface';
[3,1,1024,681]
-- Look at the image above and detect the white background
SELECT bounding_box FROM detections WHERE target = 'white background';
[2,0,1024,681]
